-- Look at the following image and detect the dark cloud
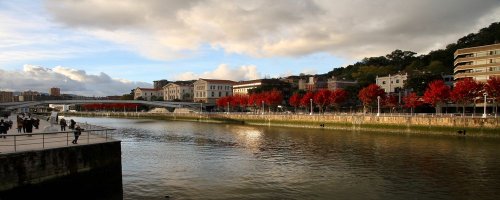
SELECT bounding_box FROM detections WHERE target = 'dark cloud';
[44,0,500,59]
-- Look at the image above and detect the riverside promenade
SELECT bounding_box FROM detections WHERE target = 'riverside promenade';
[0,115,114,154]
[0,114,122,199]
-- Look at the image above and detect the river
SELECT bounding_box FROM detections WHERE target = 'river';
[70,116,500,200]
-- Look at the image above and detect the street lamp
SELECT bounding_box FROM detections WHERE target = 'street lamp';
[377,96,381,117]
[483,93,488,118]
[227,102,230,114]
[262,100,265,115]
[310,98,313,115]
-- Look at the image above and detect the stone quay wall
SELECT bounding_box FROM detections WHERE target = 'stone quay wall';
[0,141,122,194]
[68,112,500,135]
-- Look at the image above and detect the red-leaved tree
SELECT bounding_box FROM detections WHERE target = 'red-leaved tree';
[485,77,500,114]
[314,89,331,113]
[358,84,386,113]
[423,80,450,114]
[266,89,284,111]
[329,89,348,112]
[300,91,315,113]
[384,94,398,113]
[289,93,302,112]
[403,92,422,114]
[450,78,483,115]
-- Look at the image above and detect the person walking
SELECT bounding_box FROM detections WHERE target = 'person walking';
[24,118,33,133]
[0,119,7,138]
[69,119,76,130]
[72,125,84,144]
[60,118,67,131]
[17,117,23,133]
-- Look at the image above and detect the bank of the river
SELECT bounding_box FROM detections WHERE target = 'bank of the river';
[60,112,500,136]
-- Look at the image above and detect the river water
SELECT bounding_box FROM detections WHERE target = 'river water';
[70,117,500,200]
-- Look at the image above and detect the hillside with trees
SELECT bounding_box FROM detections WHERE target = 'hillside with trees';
[324,22,500,95]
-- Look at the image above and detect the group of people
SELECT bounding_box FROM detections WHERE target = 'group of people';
[16,114,40,134]
[0,118,13,138]
[58,118,82,144]
[0,113,41,138]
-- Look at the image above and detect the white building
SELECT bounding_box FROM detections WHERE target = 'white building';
[163,82,194,101]
[233,80,262,95]
[193,79,235,103]
[376,73,408,93]
[134,87,162,101]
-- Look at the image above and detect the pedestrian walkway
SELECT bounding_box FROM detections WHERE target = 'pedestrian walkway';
[0,114,115,154]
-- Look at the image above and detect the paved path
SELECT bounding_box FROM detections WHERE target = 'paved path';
[0,114,115,154]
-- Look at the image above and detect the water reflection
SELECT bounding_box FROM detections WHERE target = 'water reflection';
[70,117,500,200]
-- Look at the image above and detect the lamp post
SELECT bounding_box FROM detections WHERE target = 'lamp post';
[377,96,381,117]
[310,98,313,115]
[262,100,265,115]
[483,93,488,118]
[227,102,230,114]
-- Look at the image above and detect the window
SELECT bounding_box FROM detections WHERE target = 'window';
[211,92,214,97]
[382,81,386,84]
[396,80,399,83]
[226,92,229,96]
[219,91,221,97]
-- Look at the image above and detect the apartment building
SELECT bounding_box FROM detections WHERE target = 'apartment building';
[454,43,500,81]
[50,87,61,96]
[163,81,194,101]
[327,76,357,90]
[193,79,235,103]
[233,79,289,95]
[0,91,13,103]
[376,73,408,93]
[134,87,162,101]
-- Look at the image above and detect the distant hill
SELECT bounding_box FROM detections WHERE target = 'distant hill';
[319,22,500,90]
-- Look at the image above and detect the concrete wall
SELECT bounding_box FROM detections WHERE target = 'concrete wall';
[0,141,122,199]
[68,112,500,135]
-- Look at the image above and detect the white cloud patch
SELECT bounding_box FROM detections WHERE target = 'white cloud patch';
[44,0,500,60]
[174,64,261,81]
[0,65,151,96]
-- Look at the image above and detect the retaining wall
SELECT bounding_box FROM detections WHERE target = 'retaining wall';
[67,112,500,135]
[0,141,122,199]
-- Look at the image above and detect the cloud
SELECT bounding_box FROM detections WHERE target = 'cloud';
[0,65,151,96]
[174,64,261,81]
[44,0,500,60]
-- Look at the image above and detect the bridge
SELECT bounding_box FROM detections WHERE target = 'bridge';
[0,100,209,111]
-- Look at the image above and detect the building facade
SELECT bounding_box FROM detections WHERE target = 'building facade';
[20,90,40,101]
[0,91,13,103]
[233,79,289,95]
[327,76,357,90]
[134,87,162,101]
[454,43,500,82]
[376,73,408,93]
[193,79,235,103]
[233,80,263,95]
[50,87,61,96]
[163,82,194,101]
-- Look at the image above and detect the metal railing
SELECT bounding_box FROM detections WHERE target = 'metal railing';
[0,128,116,153]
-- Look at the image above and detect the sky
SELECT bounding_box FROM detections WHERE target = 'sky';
[0,0,499,96]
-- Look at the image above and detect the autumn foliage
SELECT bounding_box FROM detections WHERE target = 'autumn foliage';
[450,78,483,114]
[358,84,386,112]
[402,92,422,114]
[82,103,140,111]
[485,77,500,102]
[289,93,302,111]
[423,80,450,113]
[216,89,283,112]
